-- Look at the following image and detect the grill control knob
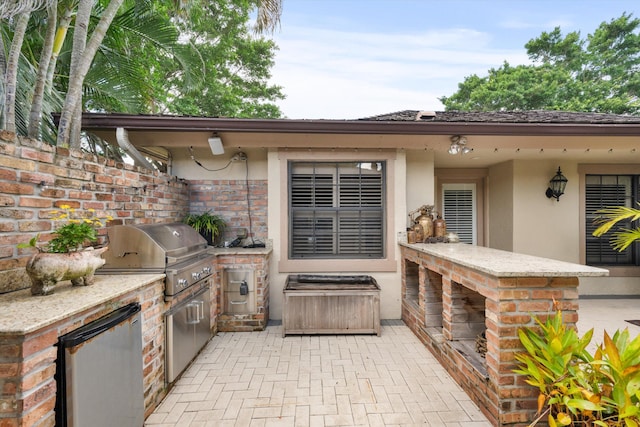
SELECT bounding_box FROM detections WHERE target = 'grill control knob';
[178,278,188,289]
[192,272,201,280]
[202,266,212,275]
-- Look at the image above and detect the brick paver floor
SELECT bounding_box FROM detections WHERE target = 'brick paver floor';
[145,320,492,426]
[146,298,640,426]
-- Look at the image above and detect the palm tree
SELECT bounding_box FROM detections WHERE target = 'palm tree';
[2,0,283,147]
[0,0,54,19]
[1,0,56,132]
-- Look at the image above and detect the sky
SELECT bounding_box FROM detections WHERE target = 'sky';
[267,0,640,120]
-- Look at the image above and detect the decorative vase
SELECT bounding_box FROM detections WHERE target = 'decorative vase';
[25,247,108,295]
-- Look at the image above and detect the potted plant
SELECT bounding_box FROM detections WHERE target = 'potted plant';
[18,205,112,295]
[183,211,226,246]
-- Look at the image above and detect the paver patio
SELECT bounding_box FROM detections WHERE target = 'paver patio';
[146,298,639,427]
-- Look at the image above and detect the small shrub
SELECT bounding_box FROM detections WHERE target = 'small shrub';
[515,307,640,426]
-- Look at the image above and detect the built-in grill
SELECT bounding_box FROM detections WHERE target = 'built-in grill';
[100,222,215,384]
[100,222,215,298]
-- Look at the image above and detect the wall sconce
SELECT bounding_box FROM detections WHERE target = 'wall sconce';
[448,135,473,155]
[208,135,224,155]
[545,167,568,201]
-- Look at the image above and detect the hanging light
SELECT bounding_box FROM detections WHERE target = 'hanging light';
[545,167,568,201]
[448,135,472,155]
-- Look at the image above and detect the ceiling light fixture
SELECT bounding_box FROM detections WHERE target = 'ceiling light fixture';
[448,135,472,155]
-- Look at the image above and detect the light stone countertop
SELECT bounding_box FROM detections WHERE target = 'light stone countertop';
[400,242,609,278]
[208,243,272,256]
[0,274,165,335]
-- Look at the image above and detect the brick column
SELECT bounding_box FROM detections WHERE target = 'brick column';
[400,246,580,426]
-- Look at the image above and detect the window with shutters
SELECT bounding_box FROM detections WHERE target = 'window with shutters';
[585,175,638,265]
[289,161,385,259]
[441,183,476,244]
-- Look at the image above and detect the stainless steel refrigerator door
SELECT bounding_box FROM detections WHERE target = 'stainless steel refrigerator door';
[57,303,144,427]
[165,283,211,383]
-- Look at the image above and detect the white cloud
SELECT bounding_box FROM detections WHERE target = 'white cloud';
[270,25,529,119]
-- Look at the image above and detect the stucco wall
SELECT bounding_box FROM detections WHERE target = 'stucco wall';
[266,148,415,320]
[406,150,435,218]
[491,159,638,296]
[512,160,580,263]
[488,161,514,251]
[168,147,640,303]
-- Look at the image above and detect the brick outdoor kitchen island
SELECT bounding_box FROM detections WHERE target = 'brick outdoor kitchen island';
[399,242,608,427]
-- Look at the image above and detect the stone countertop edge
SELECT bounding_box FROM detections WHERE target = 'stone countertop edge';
[0,273,165,335]
[208,245,273,256]
[399,242,609,278]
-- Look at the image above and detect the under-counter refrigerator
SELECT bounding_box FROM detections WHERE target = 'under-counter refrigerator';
[55,302,144,427]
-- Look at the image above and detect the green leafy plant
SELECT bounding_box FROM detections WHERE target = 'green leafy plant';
[592,205,640,252]
[19,205,112,253]
[515,307,640,426]
[183,211,226,246]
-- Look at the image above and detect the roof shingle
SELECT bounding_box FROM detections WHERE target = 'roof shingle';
[359,110,640,124]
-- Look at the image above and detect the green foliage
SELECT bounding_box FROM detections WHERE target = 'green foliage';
[515,309,640,426]
[47,221,99,253]
[183,211,226,240]
[441,13,640,114]
[4,0,283,150]
[592,205,640,252]
[149,0,285,118]
[18,205,111,253]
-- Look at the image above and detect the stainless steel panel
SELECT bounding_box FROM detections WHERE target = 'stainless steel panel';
[223,269,256,314]
[224,290,255,314]
[56,303,144,427]
[164,255,215,297]
[101,222,208,271]
[165,282,212,383]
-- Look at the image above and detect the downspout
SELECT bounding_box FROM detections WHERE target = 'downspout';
[116,127,154,170]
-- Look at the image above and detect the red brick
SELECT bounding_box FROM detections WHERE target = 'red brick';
[550,276,579,287]
[499,314,532,325]
[0,183,34,196]
[22,364,56,392]
[499,289,531,300]
[18,198,52,208]
[21,392,56,426]
[531,289,563,300]
[518,300,552,312]
[516,277,549,287]
[22,329,58,358]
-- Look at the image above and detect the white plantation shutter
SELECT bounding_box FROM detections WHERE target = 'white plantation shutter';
[442,183,476,244]
[289,162,385,259]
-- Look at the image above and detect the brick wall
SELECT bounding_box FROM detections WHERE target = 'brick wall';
[401,246,579,427]
[188,180,268,246]
[215,252,270,332]
[0,131,190,293]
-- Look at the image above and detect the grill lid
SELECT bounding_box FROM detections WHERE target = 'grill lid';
[102,222,208,271]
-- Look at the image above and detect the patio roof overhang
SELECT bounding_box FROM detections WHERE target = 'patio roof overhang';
[79,112,640,168]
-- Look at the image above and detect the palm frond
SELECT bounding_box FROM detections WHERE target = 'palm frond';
[608,228,640,252]
[592,205,640,237]
[254,0,282,34]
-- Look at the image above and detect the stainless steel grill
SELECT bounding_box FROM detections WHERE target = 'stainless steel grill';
[100,222,215,297]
